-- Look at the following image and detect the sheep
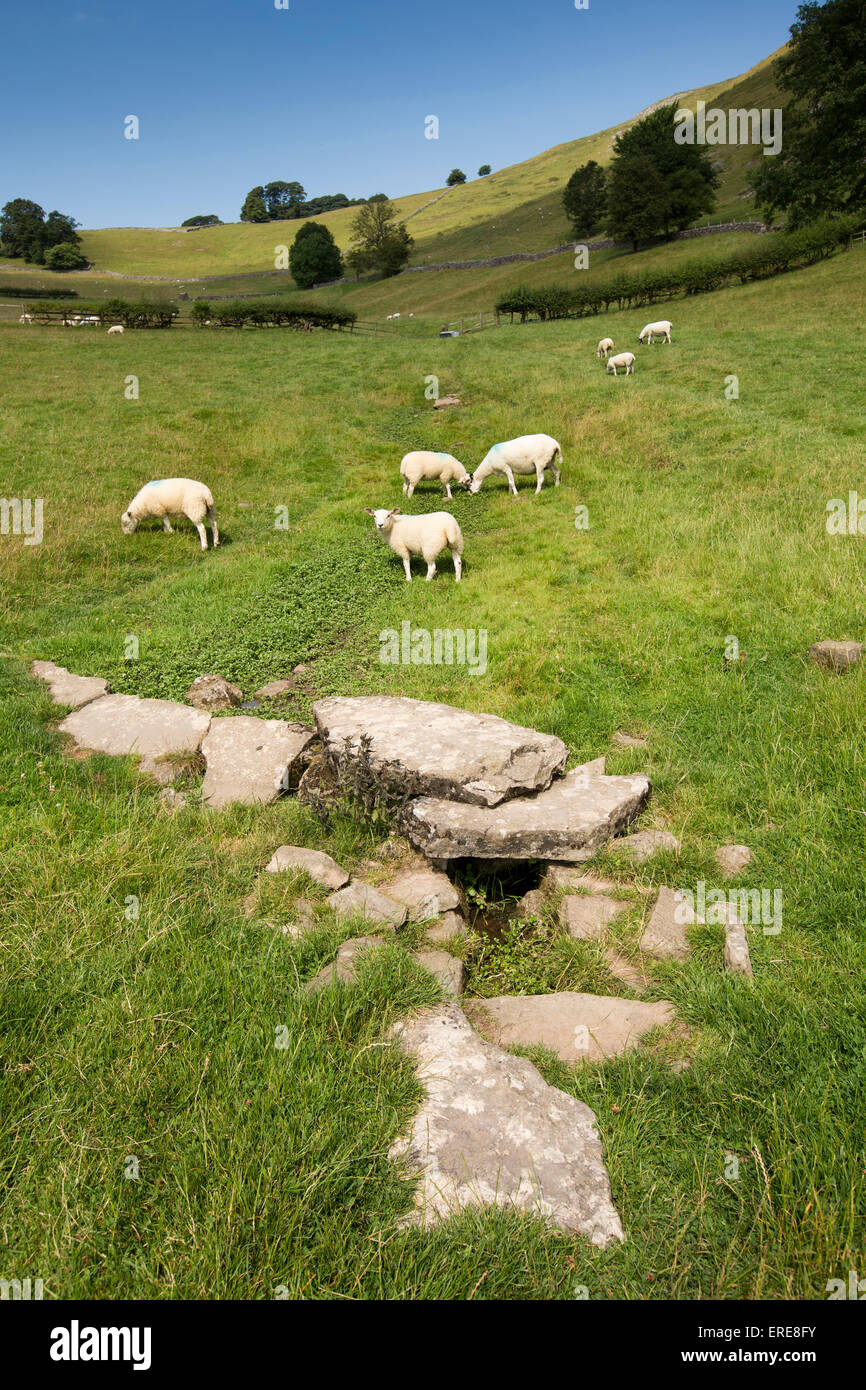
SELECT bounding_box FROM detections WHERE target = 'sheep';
[606,351,635,376]
[400,450,470,500]
[638,319,672,345]
[107,324,124,335]
[596,337,614,359]
[18,313,33,325]
[364,507,463,582]
[467,433,562,496]
[121,478,219,551]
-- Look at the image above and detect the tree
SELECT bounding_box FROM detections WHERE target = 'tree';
[349,197,414,277]
[562,160,607,237]
[240,187,269,222]
[43,210,81,249]
[446,169,467,186]
[289,221,344,288]
[0,199,82,263]
[264,180,306,219]
[754,0,866,227]
[605,155,670,251]
[478,164,492,176]
[609,103,719,235]
[44,241,88,271]
[182,214,222,227]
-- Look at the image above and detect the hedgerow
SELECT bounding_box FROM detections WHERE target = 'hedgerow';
[192,298,357,330]
[496,217,857,322]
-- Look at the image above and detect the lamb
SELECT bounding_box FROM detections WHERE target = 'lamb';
[121,478,219,551]
[365,507,463,582]
[467,433,562,495]
[638,319,672,344]
[107,324,124,335]
[399,450,471,499]
[606,351,635,376]
[596,337,614,358]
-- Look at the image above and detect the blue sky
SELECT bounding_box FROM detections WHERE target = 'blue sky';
[3,0,799,229]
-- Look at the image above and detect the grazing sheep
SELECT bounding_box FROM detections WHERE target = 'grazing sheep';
[638,319,672,345]
[121,478,219,551]
[365,507,463,582]
[606,351,636,376]
[107,324,124,335]
[400,450,471,500]
[467,433,562,496]
[18,313,33,325]
[596,337,614,359]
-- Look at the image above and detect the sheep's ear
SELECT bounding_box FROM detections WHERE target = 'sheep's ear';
[390,508,401,516]
[364,508,375,515]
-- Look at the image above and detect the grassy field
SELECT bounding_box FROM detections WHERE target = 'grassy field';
[1,246,864,1299]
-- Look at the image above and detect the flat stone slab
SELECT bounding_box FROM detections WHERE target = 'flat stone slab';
[541,865,628,894]
[619,829,680,863]
[809,640,863,673]
[639,885,697,960]
[32,661,109,710]
[264,845,350,890]
[425,911,467,945]
[715,844,753,879]
[255,679,296,703]
[413,949,464,998]
[559,894,629,941]
[312,695,568,808]
[604,948,648,993]
[58,694,210,774]
[404,768,650,862]
[390,1004,623,1244]
[326,880,408,929]
[466,992,675,1064]
[517,889,547,919]
[379,866,462,921]
[201,717,316,808]
[306,936,381,992]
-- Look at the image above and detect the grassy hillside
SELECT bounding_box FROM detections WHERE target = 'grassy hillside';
[0,43,786,305]
[1,247,864,1298]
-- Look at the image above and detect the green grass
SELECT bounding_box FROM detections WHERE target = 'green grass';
[1,246,864,1299]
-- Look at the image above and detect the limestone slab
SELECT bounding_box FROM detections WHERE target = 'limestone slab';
[425,911,467,945]
[619,829,680,863]
[404,768,650,862]
[326,880,408,929]
[31,661,109,710]
[264,845,350,890]
[465,991,675,1064]
[413,949,464,998]
[306,936,381,992]
[390,1004,623,1244]
[559,894,629,941]
[58,693,210,774]
[379,866,462,921]
[715,844,753,879]
[313,695,568,808]
[639,885,696,960]
[201,717,316,808]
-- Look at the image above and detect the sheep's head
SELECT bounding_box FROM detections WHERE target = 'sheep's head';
[459,473,474,492]
[365,507,399,534]
[120,509,138,535]
[467,475,483,494]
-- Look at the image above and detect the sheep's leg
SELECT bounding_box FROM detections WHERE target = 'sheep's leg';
[406,482,415,498]
[552,460,562,486]
[505,466,518,496]
[162,517,173,533]
[402,481,409,495]
[443,483,452,499]
[209,509,219,547]
[425,560,437,581]
[195,522,208,550]
[395,547,412,582]
[534,463,545,494]
[452,549,462,582]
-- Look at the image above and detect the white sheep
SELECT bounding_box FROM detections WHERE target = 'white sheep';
[596,337,614,358]
[467,433,562,496]
[365,507,463,582]
[107,324,124,335]
[400,450,470,500]
[606,351,635,376]
[121,478,219,551]
[18,313,33,325]
[638,319,672,344]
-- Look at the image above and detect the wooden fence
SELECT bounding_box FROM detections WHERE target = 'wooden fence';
[445,311,501,334]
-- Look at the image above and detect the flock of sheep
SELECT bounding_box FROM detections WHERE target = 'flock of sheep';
[118,317,674,581]
[18,313,125,331]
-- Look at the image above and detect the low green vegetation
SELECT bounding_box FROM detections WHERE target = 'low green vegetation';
[1,247,864,1299]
